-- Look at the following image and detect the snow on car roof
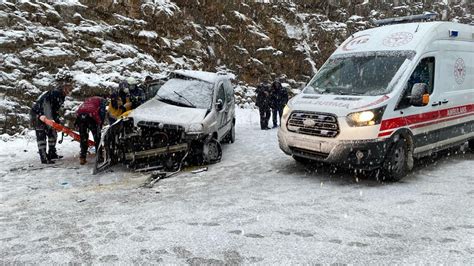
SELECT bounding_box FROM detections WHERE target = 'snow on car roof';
[173,70,233,83]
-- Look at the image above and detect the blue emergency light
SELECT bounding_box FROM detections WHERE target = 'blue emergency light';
[449,30,459,37]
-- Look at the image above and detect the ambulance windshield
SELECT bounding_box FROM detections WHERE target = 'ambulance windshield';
[305,50,415,96]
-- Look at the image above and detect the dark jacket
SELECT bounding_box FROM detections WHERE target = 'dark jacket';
[76,97,107,126]
[256,82,271,109]
[31,87,65,122]
[129,87,145,109]
[270,81,288,108]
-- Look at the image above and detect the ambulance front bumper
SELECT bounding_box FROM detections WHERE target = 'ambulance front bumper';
[278,130,390,170]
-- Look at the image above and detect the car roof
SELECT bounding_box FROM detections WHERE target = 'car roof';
[172,70,233,84]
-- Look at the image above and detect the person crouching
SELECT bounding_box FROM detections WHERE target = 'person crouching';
[75,96,107,165]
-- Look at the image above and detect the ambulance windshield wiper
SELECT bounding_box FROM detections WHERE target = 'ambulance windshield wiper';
[314,87,330,94]
[346,90,365,95]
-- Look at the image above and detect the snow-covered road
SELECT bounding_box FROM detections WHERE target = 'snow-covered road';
[1,109,473,264]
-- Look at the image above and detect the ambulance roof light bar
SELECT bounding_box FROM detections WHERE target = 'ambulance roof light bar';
[373,12,437,26]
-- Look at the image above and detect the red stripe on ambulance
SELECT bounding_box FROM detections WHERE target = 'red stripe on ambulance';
[378,104,474,137]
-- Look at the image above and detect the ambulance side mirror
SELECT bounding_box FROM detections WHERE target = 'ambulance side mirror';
[410,83,430,107]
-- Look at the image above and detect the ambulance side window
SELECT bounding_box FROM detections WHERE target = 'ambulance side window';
[397,57,435,109]
[408,57,435,94]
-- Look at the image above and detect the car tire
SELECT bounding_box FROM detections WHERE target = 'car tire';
[229,122,235,143]
[380,138,409,182]
[202,138,222,164]
[223,122,235,144]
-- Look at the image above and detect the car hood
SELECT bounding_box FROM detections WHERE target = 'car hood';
[289,93,390,116]
[128,98,208,128]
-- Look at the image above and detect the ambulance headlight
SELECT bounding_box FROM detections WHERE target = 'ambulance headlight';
[346,106,386,127]
[282,105,291,120]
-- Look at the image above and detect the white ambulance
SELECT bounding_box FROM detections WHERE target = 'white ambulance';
[278,19,474,181]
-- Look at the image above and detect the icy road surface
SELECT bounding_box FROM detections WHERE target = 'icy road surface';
[1,109,473,264]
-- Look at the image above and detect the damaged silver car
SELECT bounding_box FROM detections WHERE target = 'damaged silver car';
[94,70,236,173]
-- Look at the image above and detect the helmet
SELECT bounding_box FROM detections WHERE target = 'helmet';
[118,81,129,90]
[126,77,138,86]
[55,69,73,83]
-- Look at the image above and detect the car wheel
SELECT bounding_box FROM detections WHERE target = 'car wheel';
[381,138,409,182]
[223,122,235,144]
[203,138,222,164]
[228,122,235,143]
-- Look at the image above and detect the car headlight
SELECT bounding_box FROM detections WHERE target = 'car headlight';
[188,123,203,133]
[282,105,291,120]
[346,106,386,127]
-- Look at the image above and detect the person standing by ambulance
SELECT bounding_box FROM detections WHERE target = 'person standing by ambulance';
[270,77,288,128]
[255,79,272,130]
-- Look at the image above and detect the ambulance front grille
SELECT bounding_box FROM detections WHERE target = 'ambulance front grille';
[287,111,339,138]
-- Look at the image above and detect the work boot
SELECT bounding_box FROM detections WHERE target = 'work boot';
[39,150,54,164]
[47,147,63,160]
[79,157,87,165]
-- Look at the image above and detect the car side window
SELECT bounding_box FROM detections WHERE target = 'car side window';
[224,80,234,102]
[397,57,435,109]
[217,84,225,104]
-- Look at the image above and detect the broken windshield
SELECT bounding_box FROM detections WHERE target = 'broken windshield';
[156,78,213,109]
[305,50,415,96]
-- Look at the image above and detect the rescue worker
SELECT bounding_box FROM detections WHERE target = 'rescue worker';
[30,70,73,164]
[255,79,272,130]
[127,77,145,109]
[270,77,288,128]
[75,96,107,165]
[107,85,131,124]
[141,75,155,101]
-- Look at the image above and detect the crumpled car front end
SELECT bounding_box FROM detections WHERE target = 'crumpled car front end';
[94,101,219,174]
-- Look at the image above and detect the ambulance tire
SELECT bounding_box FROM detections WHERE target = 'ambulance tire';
[381,137,409,182]
[468,139,474,152]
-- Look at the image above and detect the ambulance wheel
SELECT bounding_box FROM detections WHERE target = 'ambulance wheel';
[381,138,409,182]
[468,139,474,152]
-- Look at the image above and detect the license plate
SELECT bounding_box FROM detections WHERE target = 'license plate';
[292,135,324,151]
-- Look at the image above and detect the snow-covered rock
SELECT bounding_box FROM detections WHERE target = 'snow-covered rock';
[0,0,471,134]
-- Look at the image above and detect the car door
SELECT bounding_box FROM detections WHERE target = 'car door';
[396,55,441,154]
[215,83,227,140]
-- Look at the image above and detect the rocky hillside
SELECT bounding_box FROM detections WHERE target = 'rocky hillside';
[0,0,472,134]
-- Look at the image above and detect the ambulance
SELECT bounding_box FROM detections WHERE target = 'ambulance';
[278,17,474,181]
